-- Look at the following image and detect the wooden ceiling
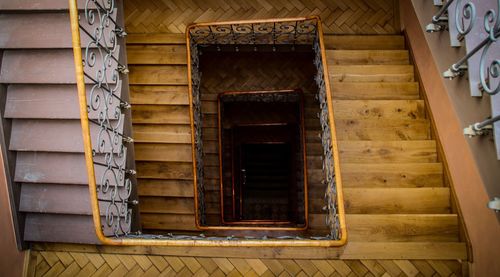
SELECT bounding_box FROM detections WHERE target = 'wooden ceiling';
[124,0,399,34]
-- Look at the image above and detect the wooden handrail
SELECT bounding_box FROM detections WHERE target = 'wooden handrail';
[70,0,347,245]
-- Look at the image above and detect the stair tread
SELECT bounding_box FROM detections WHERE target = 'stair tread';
[333,99,426,120]
[329,65,414,82]
[331,82,420,100]
[327,50,410,65]
[338,140,437,163]
[335,118,430,140]
[341,163,444,187]
[310,214,459,242]
[323,35,405,50]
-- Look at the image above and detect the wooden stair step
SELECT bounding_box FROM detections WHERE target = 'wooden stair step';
[127,45,187,65]
[130,85,189,105]
[327,50,410,65]
[139,197,195,214]
[309,214,459,242]
[333,100,426,120]
[331,82,420,100]
[141,213,197,231]
[335,119,430,140]
[126,33,185,44]
[132,104,190,124]
[343,188,451,214]
[135,143,192,162]
[323,35,405,50]
[341,163,444,188]
[137,179,194,197]
[133,124,191,144]
[129,65,188,85]
[338,140,437,163]
[329,65,414,82]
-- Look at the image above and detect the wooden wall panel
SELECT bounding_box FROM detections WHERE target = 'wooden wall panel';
[124,0,399,34]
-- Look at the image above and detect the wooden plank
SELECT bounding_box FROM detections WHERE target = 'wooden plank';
[135,161,192,180]
[126,33,185,44]
[323,35,405,50]
[329,65,414,82]
[34,242,468,260]
[19,183,115,216]
[134,143,192,162]
[344,214,458,242]
[331,82,419,100]
[137,179,194,197]
[15,152,87,185]
[133,124,191,143]
[24,214,99,244]
[140,214,197,231]
[0,49,115,84]
[128,65,188,85]
[10,119,123,153]
[127,45,187,65]
[340,163,444,187]
[130,85,188,105]
[4,84,121,120]
[139,197,194,214]
[343,187,451,214]
[132,105,190,124]
[335,119,430,140]
[332,100,426,120]
[327,50,409,65]
[338,140,437,163]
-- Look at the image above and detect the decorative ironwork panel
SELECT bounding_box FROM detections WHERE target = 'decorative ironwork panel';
[189,19,318,46]
[313,35,340,240]
[80,0,136,237]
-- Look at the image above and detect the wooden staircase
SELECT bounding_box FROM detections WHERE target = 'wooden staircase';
[126,34,467,259]
[326,36,465,248]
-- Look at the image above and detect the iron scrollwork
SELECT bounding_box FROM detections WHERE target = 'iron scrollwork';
[313,35,340,240]
[80,0,136,237]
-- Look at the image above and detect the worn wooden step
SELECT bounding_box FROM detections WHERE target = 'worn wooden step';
[137,179,194,197]
[329,65,414,82]
[341,163,444,188]
[309,214,459,242]
[327,50,410,65]
[130,85,189,105]
[127,45,187,65]
[335,119,430,140]
[343,188,451,214]
[333,100,426,120]
[133,124,191,144]
[323,35,405,50]
[338,140,437,163]
[126,33,185,44]
[141,213,197,231]
[331,82,420,100]
[128,65,188,85]
[136,161,192,180]
[134,143,192,162]
[132,104,190,124]
[139,197,195,214]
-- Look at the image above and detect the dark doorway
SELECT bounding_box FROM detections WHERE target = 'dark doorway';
[218,90,307,227]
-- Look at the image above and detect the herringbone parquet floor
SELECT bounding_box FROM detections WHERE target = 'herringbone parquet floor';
[124,0,398,34]
[28,249,465,277]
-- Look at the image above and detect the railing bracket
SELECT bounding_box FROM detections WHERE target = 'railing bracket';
[488,197,500,212]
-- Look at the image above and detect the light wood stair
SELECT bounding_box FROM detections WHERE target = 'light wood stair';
[326,35,466,257]
[126,34,467,260]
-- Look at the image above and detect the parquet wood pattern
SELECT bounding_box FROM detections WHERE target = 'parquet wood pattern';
[28,248,466,276]
[124,0,398,34]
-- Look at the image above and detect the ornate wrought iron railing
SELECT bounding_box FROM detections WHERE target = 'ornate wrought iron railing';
[426,0,500,161]
[70,0,346,245]
[187,16,346,242]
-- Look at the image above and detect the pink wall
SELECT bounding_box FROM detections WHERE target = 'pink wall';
[401,0,500,275]
[0,146,24,277]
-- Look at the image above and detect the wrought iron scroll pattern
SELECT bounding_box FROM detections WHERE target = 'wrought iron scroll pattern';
[189,19,317,47]
[190,42,207,225]
[313,35,340,240]
[80,0,135,237]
